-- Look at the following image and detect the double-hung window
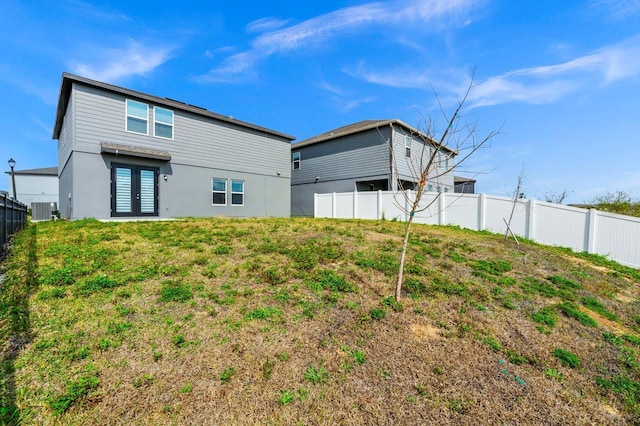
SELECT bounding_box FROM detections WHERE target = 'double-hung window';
[405,136,411,157]
[126,99,148,134]
[212,179,227,205]
[231,180,244,206]
[154,106,174,139]
[292,152,300,170]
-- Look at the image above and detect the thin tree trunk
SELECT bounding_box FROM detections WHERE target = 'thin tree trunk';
[396,212,415,301]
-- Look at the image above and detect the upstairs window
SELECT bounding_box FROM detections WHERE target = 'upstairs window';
[126,99,148,135]
[212,179,227,205]
[405,136,411,157]
[292,152,301,170]
[154,106,174,139]
[231,180,244,206]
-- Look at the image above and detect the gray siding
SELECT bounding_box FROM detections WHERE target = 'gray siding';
[58,153,73,219]
[57,82,291,220]
[391,125,454,192]
[292,127,391,185]
[58,91,74,174]
[73,84,291,177]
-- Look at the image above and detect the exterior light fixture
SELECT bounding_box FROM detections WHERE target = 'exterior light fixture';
[8,158,16,200]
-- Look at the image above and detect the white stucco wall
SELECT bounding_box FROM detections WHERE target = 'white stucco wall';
[8,174,59,205]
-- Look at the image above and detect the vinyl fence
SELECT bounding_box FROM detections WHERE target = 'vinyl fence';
[315,191,640,269]
[1,193,28,260]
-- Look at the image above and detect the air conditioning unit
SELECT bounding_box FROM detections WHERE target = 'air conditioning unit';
[31,202,58,221]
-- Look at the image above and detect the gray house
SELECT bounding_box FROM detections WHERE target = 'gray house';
[291,119,456,216]
[53,73,294,220]
[454,176,476,194]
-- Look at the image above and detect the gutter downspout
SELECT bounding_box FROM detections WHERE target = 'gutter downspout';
[389,123,397,191]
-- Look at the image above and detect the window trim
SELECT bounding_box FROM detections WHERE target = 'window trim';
[212,178,227,206]
[125,99,149,135]
[154,106,174,140]
[405,136,411,157]
[230,180,244,206]
[292,152,301,170]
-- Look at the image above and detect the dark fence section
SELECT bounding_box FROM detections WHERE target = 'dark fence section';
[1,193,28,261]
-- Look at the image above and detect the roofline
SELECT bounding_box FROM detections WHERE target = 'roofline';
[291,118,457,154]
[52,73,295,141]
[4,167,58,176]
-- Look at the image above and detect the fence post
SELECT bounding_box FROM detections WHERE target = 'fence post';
[332,192,337,219]
[377,190,382,220]
[587,208,597,253]
[478,193,486,231]
[438,193,447,225]
[1,193,6,250]
[526,199,536,239]
[353,191,358,219]
[313,193,317,218]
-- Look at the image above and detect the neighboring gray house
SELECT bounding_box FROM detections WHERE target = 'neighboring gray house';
[291,119,456,216]
[52,73,294,220]
[454,176,476,194]
[5,166,58,205]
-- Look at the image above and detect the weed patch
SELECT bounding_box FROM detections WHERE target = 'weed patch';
[581,296,618,321]
[48,365,100,415]
[354,251,398,276]
[76,275,119,295]
[553,348,581,368]
[304,365,330,385]
[160,281,193,302]
[558,302,597,327]
[246,306,282,321]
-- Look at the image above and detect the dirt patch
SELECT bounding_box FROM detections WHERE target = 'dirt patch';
[411,323,442,340]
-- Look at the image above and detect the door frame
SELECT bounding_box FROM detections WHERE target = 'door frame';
[110,163,159,217]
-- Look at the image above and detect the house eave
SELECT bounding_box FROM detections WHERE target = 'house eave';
[292,118,458,155]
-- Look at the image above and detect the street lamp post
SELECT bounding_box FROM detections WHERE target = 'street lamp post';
[8,158,16,200]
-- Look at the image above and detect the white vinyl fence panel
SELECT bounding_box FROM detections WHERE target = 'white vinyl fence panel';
[314,191,640,269]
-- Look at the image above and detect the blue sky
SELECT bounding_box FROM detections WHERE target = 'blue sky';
[2,0,640,204]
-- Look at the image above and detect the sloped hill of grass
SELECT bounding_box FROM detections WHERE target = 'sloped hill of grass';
[1,217,640,424]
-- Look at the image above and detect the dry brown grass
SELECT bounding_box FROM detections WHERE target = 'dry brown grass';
[1,217,639,425]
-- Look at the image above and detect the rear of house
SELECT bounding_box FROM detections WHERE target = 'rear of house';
[290,120,456,216]
[53,73,294,220]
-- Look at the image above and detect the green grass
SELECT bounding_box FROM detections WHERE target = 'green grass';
[553,348,581,368]
[2,217,640,425]
[558,302,598,327]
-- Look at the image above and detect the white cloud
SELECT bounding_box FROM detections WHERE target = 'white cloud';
[589,0,640,20]
[197,0,482,83]
[69,40,174,83]
[467,36,640,108]
[246,17,292,33]
[31,116,52,136]
[351,35,640,108]
[64,0,131,22]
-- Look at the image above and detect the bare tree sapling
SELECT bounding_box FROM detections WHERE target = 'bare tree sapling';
[391,78,500,301]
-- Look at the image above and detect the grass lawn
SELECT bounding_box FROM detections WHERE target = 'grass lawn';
[1,217,640,424]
